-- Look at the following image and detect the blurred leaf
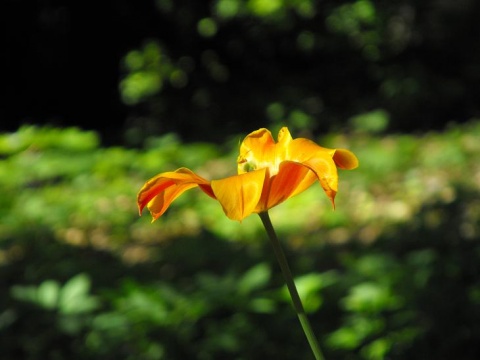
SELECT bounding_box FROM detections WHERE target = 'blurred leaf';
[342,282,401,313]
[360,337,392,360]
[247,0,283,16]
[36,280,60,310]
[120,41,179,105]
[237,263,271,295]
[0,126,99,155]
[10,285,39,304]
[350,109,390,134]
[248,297,276,313]
[326,316,384,350]
[326,326,362,350]
[279,271,338,313]
[197,18,218,37]
[59,273,99,314]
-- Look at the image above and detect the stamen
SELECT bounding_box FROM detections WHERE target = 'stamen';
[243,161,256,172]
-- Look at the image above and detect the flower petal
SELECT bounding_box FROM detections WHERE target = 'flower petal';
[332,149,359,169]
[301,156,339,207]
[259,161,314,211]
[288,138,340,206]
[282,165,318,199]
[238,128,276,174]
[238,127,293,175]
[211,168,267,221]
[137,168,214,221]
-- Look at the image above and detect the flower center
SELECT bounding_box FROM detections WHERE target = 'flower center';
[237,154,281,176]
[237,154,257,173]
[243,161,256,172]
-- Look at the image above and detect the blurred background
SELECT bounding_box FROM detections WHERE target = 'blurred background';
[2,0,480,359]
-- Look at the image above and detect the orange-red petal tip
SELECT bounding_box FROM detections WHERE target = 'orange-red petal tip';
[333,149,359,170]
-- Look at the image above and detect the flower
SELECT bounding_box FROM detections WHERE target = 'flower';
[137,127,358,222]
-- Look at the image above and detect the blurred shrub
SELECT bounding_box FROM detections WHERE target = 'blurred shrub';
[120,41,185,105]
[1,122,479,359]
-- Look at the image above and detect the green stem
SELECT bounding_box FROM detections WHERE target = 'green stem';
[259,211,325,360]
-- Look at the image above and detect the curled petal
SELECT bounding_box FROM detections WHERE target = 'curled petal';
[332,149,359,169]
[239,128,275,157]
[281,165,318,200]
[287,138,340,206]
[259,161,314,211]
[300,156,338,207]
[211,168,267,221]
[137,168,214,221]
[288,138,332,163]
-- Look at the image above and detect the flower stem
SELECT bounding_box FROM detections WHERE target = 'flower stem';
[259,211,325,360]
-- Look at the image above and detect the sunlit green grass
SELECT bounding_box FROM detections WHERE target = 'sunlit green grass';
[1,122,479,359]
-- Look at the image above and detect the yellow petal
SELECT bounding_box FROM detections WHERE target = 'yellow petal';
[137,168,213,221]
[277,127,293,144]
[274,127,292,160]
[238,128,276,174]
[211,168,267,221]
[238,127,293,175]
[301,155,339,207]
[288,138,331,162]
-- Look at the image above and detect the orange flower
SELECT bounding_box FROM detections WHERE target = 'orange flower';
[137,127,358,222]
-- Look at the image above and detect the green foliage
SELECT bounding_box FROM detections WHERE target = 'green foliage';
[120,41,185,105]
[11,273,99,315]
[326,0,381,60]
[350,109,389,134]
[104,0,480,148]
[1,122,480,359]
[213,0,315,20]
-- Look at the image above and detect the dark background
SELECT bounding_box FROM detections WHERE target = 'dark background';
[0,0,480,144]
[3,0,480,145]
